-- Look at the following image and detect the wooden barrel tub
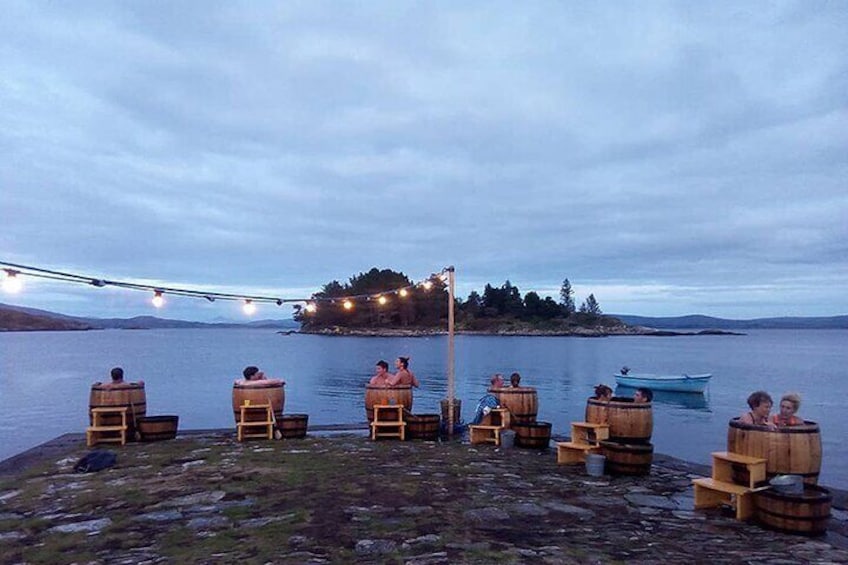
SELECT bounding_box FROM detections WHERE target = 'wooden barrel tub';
[600,440,653,476]
[364,385,413,421]
[727,418,822,484]
[585,397,653,444]
[513,421,552,449]
[89,382,147,440]
[755,484,831,536]
[406,413,441,440]
[232,381,285,425]
[137,415,179,442]
[279,414,309,438]
[491,387,538,425]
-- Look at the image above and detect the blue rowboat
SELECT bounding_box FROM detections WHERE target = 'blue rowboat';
[614,373,712,393]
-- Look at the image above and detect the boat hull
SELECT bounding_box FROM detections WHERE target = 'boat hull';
[614,373,711,393]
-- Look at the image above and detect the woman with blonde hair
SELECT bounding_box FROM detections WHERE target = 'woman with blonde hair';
[772,392,803,427]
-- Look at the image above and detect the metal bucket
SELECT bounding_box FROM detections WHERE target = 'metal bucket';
[585,453,606,477]
[500,430,515,449]
[770,474,804,494]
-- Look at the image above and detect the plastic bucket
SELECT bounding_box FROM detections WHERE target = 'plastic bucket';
[586,453,606,477]
[500,430,515,449]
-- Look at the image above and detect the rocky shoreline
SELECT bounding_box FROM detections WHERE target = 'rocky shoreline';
[298,326,743,338]
[1,429,845,563]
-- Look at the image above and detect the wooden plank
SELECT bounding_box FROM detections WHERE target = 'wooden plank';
[711,451,766,465]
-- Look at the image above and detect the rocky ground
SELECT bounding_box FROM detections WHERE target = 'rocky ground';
[1,431,846,564]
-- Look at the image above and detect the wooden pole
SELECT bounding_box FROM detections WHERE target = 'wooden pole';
[446,266,456,436]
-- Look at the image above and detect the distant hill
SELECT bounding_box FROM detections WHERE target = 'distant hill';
[614,314,848,330]
[0,303,300,331]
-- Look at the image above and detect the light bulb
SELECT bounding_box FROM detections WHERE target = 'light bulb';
[422,280,433,290]
[305,302,317,313]
[342,300,353,310]
[2,271,22,294]
[399,288,408,298]
[243,300,256,315]
[151,291,165,308]
[378,295,387,305]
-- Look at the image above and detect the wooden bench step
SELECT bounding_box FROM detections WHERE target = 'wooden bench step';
[557,441,601,464]
[87,425,127,432]
[711,451,766,466]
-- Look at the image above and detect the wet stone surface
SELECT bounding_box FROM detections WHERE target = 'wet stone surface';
[0,431,846,564]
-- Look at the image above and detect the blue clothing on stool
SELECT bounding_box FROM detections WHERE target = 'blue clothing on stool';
[471,394,500,425]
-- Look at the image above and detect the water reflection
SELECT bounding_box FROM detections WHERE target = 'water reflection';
[615,385,711,411]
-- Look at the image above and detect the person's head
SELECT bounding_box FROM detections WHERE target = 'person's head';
[110,367,124,382]
[594,384,613,400]
[490,373,504,388]
[634,387,653,403]
[376,360,389,374]
[746,390,773,418]
[397,356,410,370]
[243,366,260,380]
[510,372,521,387]
[779,392,801,419]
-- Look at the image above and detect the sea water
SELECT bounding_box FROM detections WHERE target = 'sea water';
[1,328,845,489]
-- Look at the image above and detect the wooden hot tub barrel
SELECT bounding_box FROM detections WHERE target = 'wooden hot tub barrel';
[586,397,653,444]
[513,421,552,449]
[137,415,179,442]
[89,382,147,440]
[365,385,413,421]
[600,440,654,476]
[727,418,822,485]
[232,381,285,425]
[755,484,831,536]
[279,414,309,438]
[491,387,538,425]
[406,414,441,440]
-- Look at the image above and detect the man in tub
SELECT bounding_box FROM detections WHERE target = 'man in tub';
[369,360,393,387]
[236,366,284,386]
[95,367,144,388]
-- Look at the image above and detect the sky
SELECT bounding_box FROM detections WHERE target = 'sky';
[1,1,847,321]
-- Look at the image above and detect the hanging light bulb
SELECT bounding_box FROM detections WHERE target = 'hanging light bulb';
[151,290,165,308]
[305,302,317,313]
[243,299,256,315]
[399,288,409,298]
[2,270,22,294]
[422,280,433,290]
[377,295,387,305]
[342,299,353,310]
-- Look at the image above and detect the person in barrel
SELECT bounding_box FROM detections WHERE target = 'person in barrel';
[593,384,613,402]
[509,372,521,388]
[633,387,653,403]
[739,390,777,428]
[236,365,284,386]
[95,366,143,388]
[369,360,393,387]
[772,392,803,427]
[389,356,420,388]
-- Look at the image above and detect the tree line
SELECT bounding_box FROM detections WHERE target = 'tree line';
[294,268,606,329]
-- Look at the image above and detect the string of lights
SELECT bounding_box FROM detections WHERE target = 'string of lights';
[0,260,452,316]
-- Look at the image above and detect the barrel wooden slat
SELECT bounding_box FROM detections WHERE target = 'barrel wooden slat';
[513,421,551,449]
[491,387,538,425]
[233,381,285,426]
[755,485,831,536]
[365,385,413,421]
[601,441,653,476]
[89,383,147,440]
[727,418,822,484]
[585,397,652,444]
[406,414,440,440]
[137,416,179,442]
[279,414,309,438]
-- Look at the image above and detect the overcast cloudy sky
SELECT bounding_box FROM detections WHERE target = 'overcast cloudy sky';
[2,1,846,321]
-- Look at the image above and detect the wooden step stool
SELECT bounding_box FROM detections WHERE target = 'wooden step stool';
[557,422,610,464]
[87,407,128,447]
[237,403,275,441]
[371,404,406,440]
[693,451,768,520]
[469,408,510,446]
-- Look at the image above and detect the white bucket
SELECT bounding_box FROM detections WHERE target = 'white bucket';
[585,453,605,477]
[500,430,515,449]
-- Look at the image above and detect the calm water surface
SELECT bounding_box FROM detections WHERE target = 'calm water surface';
[1,329,845,489]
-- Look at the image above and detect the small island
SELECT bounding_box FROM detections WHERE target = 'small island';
[294,268,741,337]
